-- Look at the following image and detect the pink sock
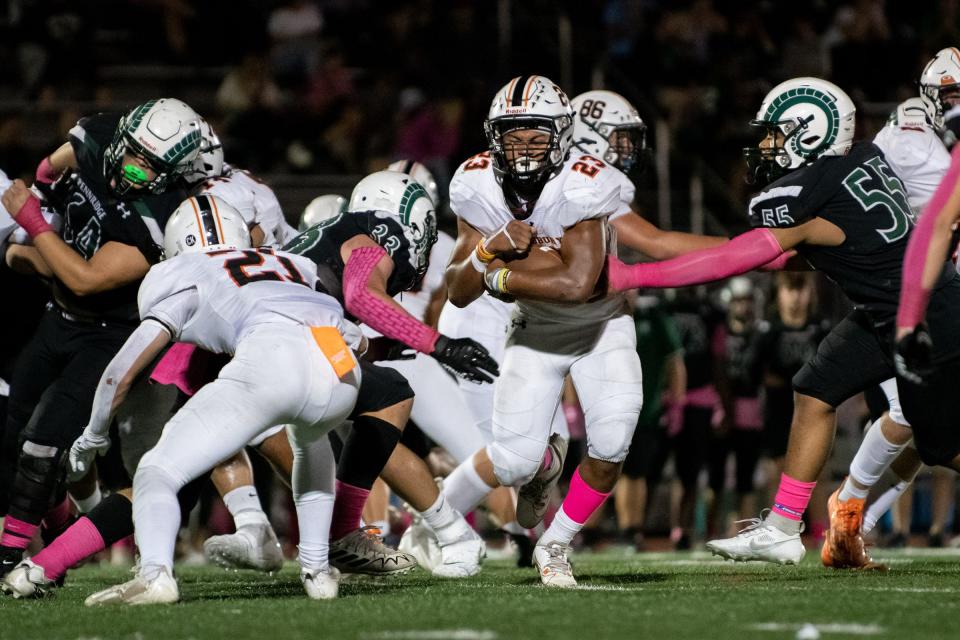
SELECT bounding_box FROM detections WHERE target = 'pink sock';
[771,473,817,521]
[43,498,73,532]
[1,517,39,550]
[562,469,611,524]
[31,517,105,581]
[329,481,370,541]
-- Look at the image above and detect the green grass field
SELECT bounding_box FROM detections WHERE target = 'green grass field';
[2,548,958,640]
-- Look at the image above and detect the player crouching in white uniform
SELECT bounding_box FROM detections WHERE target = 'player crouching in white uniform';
[445,76,644,587]
[72,196,360,605]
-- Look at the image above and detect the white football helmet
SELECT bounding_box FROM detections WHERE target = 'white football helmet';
[347,170,438,282]
[387,159,439,206]
[920,47,960,128]
[300,194,347,231]
[105,98,203,197]
[484,75,574,186]
[184,118,224,185]
[744,77,855,185]
[163,194,251,258]
[570,90,647,172]
[888,97,934,129]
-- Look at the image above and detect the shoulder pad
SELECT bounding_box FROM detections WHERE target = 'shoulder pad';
[555,154,622,226]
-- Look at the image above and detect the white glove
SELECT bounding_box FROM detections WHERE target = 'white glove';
[68,430,111,483]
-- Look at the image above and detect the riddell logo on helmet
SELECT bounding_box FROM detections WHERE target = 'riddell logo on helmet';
[137,136,158,152]
[505,107,529,114]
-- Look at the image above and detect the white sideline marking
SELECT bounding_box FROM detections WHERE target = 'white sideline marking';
[371,630,497,640]
[749,623,884,635]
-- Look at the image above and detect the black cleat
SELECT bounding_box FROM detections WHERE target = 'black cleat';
[510,533,535,568]
[0,547,24,580]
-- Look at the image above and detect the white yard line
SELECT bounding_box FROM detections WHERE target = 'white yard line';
[370,630,498,640]
[750,622,884,635]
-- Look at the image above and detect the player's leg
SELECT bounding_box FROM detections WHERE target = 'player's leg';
[536,316,643,587]
[708,312,893,565]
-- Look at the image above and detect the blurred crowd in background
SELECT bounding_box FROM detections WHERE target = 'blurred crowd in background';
[2,0,960,558]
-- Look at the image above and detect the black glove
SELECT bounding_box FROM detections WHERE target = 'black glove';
[431,335,500,384]
[895,323,935,385]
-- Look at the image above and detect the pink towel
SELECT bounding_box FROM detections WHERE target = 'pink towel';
[150,343,212,396]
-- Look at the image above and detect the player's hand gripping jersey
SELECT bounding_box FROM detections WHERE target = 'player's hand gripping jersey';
[138,248,349,355]
[450,150,624,322]
[748,142,954,321]
[41,113,187,320]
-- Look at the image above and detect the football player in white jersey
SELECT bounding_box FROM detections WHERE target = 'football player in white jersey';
[821,51,959,568]
[440,76,644,587]
[63,195,358,604]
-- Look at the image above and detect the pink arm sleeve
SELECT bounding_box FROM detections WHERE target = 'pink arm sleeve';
[897,145,960,329]
[342,245,440,354]
[607,227,785,291]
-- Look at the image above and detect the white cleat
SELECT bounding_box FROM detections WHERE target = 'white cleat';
[398,518,442,573]
[203,524,284,573]
[516,434,568,529]
[300,566,340,600]
[706,516,806,565]
[329,526,418,576]
[84,566,179,606]
[434,527,485,578]
[533,541,577,588]
[2,559,56,598]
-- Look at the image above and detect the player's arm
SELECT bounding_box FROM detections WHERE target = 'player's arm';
[5,244,52,277]
[612,212,725,259]
[897,146,960,335]
[606,217,840,292]
[341,234,499,382]
[423,283,447,328]
[484,219,605,304]
[68,320,172,480]
[445,217,534,307]
[2,180,149,295]
[35,142,77,186]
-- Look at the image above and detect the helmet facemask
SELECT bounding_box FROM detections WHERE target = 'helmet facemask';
[921,80,960,127]
[603,124,647,173]
[743,119,803,186]
[485,114,571,187]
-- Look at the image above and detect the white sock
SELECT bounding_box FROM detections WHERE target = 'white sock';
[295,490,334,571]
[370,519,391,537]
[132,466,183,573]
[848,419,908,492]
[223,486,269,529]
[863,479,911,535]
[71,485,102,513]
[443,455,494,515]
[421,494,469,546]
[539,505,582,546]
[838,477,869,502]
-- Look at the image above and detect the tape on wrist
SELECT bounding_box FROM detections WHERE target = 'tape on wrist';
[476,239,496,263]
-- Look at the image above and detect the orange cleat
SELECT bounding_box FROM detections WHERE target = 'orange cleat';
[821,483,887,571]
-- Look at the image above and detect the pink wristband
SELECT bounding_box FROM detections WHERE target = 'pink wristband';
[343,245,440,353]
[14,195,53,239]
[35,157,59,186]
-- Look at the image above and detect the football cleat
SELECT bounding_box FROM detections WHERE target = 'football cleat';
[533,541,577,588]
[84,565,179,606]
[706,515,806,565]
[2,559,57,598]
[203,524,284,573]
[510,532,535,568]
[516,434,568,529]
[300,566,340,600]
[329,526,418,576]
[398,517,442,573]
[0,547,24,580]
[434,526,485,578]
[821,486,886,571]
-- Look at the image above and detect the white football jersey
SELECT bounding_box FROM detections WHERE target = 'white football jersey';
[607,167,635,221]
[198,164,298,248]
[138,248,346,355]
[873,100,950,215]
[450,151,625,323]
